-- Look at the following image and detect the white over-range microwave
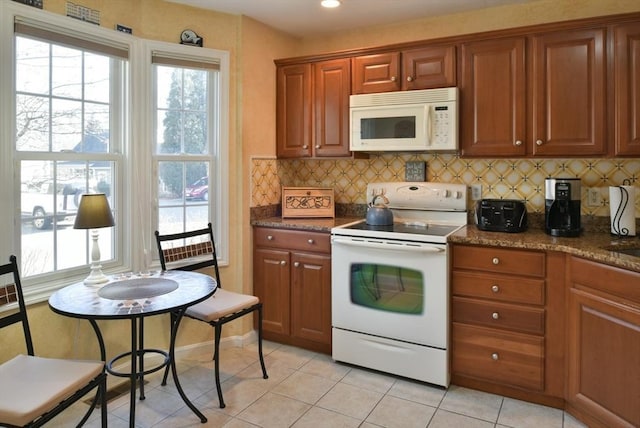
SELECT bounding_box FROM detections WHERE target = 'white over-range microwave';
[350,87,458,152]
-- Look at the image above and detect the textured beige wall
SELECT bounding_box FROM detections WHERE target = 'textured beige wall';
[297,0,640,55]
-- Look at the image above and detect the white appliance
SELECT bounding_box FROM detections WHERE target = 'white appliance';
[331,182,467,387]
[350,87,458,152]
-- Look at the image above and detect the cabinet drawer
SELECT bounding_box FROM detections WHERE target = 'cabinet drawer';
[452,296,545,335]
[254,227,330,253]
[452,323,544,391]
[452,271,545,305]
[570,256,640,305]
[453,245,545,278]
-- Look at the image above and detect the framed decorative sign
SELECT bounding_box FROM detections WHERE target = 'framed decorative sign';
[405,161,426,182]
[282,187,335,218]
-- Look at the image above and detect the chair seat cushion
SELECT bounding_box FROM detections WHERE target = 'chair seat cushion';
[186,288,259,322]
[0,354,104,427]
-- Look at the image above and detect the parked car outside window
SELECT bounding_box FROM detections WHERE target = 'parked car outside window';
[184,176,208,201]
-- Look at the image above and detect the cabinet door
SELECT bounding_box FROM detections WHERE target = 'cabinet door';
[532,29,606,156]
[290,252,331,345]
[460,37,526,157]
[276,64,312,158]
[567,288,640,428]
[352,52,401,94]
[614,22,640,156]
[313,58,351,157]
[402,45,456,90]
[253,248,291,335]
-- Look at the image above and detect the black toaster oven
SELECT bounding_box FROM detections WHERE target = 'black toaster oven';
[475,199,528,233]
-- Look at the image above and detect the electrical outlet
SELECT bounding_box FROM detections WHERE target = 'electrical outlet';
[471,184,482,201]
[587,188,601,207]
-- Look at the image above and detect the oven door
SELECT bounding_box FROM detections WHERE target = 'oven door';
[331,236,448,348]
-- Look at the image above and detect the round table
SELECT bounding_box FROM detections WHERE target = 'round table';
[49,270,216,426]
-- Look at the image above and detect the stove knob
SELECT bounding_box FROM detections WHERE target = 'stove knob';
[443,190,451,197]
[454,191,463,199]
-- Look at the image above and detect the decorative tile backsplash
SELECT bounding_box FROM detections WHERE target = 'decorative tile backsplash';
[251,154,640,217]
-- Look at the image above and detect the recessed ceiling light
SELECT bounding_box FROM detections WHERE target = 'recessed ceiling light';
[321,0,341,8]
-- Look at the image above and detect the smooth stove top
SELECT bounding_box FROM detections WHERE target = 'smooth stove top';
[332,219,463,244]
[340,220,461,237]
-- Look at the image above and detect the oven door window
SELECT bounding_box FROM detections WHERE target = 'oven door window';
[350,263,423,314]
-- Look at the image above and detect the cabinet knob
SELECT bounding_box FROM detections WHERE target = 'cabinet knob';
[315,144,320,149]
[308,239,314,244]
[491,285,499,293]
[492,312,500,320]
[294,261,300,267]
[514,140,523,146]
[303,145,309,149]
[391,76,397,82]
[492,257,500,265]
[406,76,414,82]
[267,235,274,240]
[536,139,544,146]
[492,353,499,361]
[280,260,286,265]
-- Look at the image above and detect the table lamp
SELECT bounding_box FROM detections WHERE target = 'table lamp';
[74,193,115,285]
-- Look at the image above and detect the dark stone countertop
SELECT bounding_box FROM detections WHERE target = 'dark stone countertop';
[251,216,362,232]
[450,225,640,273]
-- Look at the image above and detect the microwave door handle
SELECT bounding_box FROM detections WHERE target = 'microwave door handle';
[426,105,433,145]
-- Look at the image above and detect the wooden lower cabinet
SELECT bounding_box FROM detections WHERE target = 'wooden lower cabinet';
[566,257,640,428]
[450,244,565,408]
[253,227,331,353]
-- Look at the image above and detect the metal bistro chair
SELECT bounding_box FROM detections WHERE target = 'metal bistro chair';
[154,223,268,408]
[0,255,107,428]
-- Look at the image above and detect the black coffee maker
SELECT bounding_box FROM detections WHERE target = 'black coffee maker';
[545,178,582,237]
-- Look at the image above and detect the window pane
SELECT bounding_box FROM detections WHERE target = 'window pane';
[16,37,50,95]
[51,45,82,99]
[16,94,50,151]
[157,161,209,234]
[85,53,110,103]
[20,160,116,276]
[51,98,82,152]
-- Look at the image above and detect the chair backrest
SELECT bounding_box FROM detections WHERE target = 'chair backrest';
[154,222,222,288]
[0,255,35,356]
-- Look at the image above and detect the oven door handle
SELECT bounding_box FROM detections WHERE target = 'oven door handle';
[331,237,445,253]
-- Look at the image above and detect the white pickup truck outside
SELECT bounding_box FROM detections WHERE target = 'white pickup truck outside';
[21,181,82,229]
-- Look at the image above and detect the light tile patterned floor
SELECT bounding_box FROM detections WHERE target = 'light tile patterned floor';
[60,341,587,427]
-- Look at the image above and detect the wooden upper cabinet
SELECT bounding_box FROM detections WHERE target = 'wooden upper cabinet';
[460,37,527,157]
[352,52,401,94]
[276,64,312,158]
[531,28,607,156]
[614,22,640,156]
[313,58,351,157]
[402,45,456,90]
[352,46,456,94]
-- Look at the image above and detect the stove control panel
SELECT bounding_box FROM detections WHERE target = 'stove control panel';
[368,182,467,212]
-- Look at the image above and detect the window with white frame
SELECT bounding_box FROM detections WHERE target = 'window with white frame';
[151,49,228,263]
[13,19,127,280]
[1,4,229,295]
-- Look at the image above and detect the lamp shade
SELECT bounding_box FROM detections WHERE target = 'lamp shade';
[73,193,115,229]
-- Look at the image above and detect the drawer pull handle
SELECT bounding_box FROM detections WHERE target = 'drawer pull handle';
[280,260,286,265]
[294,262,300,267]
[267,235,274,241]
[491,285,499,293]
[308,239,315,244]
[492,353,499,361]
[492,312,499,320]
[492,257,500,265]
